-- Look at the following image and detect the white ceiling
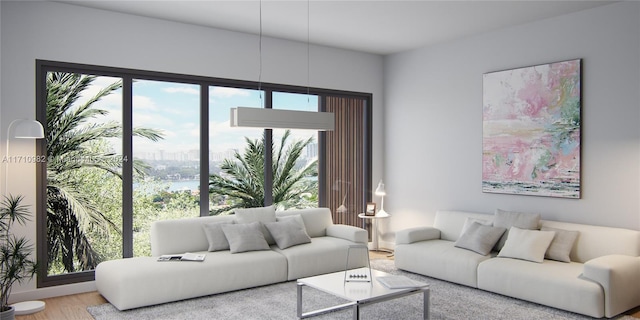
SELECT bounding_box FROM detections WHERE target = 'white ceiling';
[55,0,616,55]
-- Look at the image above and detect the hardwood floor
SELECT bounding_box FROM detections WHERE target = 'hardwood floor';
[15,251,640,320]
[15,291,105,320]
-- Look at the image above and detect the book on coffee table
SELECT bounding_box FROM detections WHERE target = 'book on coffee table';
[157,252,205,262]
[376,275,422,289]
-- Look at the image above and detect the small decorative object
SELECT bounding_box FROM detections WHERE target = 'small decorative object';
[344,245,372,283]
[365,202,376,216]
[1,195,38,320]
[482,59,581,198]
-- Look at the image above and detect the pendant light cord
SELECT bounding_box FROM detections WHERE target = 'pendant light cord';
[307,0,311,106]
[258,0,263,105]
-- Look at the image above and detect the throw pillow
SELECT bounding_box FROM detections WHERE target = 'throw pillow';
[234,205,277,245]
[493,209,541,250]
[541,226,579,262]
[220,221,270,254]
[276,214,307,230]
[454,222,506,255]
[202,221,234,251]
[264,218,312,249]
[497,227,556,263]
[460,217,491,236]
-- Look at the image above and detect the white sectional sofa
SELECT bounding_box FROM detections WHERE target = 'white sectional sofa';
[395,210,640,318]
[95,207,367,310]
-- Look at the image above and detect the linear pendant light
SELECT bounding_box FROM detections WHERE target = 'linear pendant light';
[230,0,334,132]
[230,107,334,131]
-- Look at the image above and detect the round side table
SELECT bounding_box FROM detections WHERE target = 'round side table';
[358,213,393,255]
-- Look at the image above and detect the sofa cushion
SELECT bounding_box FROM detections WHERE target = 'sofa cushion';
[264,218,311,249]
[454,222,506,255]
[234,205,277,244]
[497,227,555,263]
[202,221,234,252]
[477,258,604,317]
[395,239,494,288]
[276,208,333,238]
[273,236,363,280]
[221,221,270,253]
[493,209,540,250]
[95,250,288,310]
[541,226,579,262]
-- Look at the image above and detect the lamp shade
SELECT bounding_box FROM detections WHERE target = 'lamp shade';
[11,119,44,139]
[374,180,386,196]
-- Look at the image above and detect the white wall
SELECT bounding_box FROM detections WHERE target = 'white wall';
[383,1,640,247]
[0,1,384,300]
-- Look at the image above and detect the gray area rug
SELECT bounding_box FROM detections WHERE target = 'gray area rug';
[88,259,635,320]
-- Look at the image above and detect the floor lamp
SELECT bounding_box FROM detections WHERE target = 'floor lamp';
[4,119,46,316]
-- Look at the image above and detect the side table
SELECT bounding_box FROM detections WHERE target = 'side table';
[358,213,394,255]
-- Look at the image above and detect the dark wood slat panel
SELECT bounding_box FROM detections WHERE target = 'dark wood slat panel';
[323,97,365,229]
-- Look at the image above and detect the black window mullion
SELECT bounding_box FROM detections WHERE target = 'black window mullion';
[264,89,273,206]
[122,76,133,258]
[200,84,209,216]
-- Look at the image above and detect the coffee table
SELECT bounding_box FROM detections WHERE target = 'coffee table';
[297,267,429,319]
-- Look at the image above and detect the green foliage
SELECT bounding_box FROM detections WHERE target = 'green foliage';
[45,72,163,274]
[0,195,37,310]
[209,130,318,215]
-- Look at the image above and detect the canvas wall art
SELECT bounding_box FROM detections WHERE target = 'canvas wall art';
[482,59,581,198]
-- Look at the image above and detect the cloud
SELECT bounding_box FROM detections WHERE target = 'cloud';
[210,87,251,98]
[133,95,157,110]
[164,87,199,95]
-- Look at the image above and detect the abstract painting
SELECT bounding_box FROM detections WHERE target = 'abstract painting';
[482,59,581,198]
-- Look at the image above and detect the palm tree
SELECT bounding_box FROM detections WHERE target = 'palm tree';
[209,130,317,215]
[46,72,162,273]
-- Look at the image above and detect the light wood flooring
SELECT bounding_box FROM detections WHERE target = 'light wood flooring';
[15,251,640,319]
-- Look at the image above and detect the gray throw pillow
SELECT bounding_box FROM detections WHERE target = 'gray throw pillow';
[493,209,541,250]
[220,221,270,254]
[234,205,277,245]
[541,226,579,262]
[454,222,506,255]
[264,218,311,249]
[202,221,234,252]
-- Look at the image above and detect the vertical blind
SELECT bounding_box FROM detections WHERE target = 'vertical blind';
[323,96,366,228]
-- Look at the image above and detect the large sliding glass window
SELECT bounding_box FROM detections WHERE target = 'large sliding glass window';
[208,86,263,215]
[132,80,201,257]
[36,60,371,287]
[272,92,319,209]
[42,72,124,280]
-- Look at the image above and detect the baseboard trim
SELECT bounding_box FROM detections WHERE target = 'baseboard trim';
[9,281,97,303]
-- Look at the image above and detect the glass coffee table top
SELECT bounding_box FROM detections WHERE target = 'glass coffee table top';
[297,267,430,319]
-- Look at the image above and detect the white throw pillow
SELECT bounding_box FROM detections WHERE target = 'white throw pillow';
[541,226,579,262]
[264,218,311,249]
[202,221,234,251]
[498,227,556,263]
[493,209,541,250]
[234,205,277,244]
[220,221,270,254]
[454,222,506,255]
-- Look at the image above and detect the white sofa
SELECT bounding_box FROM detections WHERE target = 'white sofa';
[95,207,367,310]
[395,210,640,318]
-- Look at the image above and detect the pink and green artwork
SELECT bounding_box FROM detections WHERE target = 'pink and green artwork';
[482,59,581,198]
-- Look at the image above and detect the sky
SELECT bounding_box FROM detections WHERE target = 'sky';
[77,76,318,158]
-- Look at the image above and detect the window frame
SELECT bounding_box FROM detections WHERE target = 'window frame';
[35,60,372,287]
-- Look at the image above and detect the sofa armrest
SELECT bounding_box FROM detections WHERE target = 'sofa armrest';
[395,227,441,245]
[326,224,367,244]
[583,255,640,318]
